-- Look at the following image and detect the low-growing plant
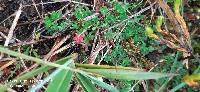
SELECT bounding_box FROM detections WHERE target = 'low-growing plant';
[104,43,131,66]
[44,11,68,35]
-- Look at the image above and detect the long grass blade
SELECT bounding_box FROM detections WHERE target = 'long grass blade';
[0,54,75,91]
[29,59,74,92]
[82,69,175,80]
[0,46,77,72]
[84,74,119,92]
[75,73,99,92]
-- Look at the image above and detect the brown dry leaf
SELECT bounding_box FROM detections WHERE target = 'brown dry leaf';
[175,14,190,40]
[0,26,8,33]
[157,0,191,54]
[0,60,15,70]
[157,0,181,34]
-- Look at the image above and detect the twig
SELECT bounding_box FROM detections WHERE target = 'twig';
[18,47,28,70]
[90,30,99,59]
[10,39,47,46]
[44,35,71,60]
[32,0,41,18]
[147,0,156,22]
[0,32,7,39]
[88,40,109,64]
[142,81,148,92]
[18,64,38,76]
[0,59,15,70]
[51,44,71,59]
[4,4,22,46]
[0,13,15,25]
[23,0,92,7]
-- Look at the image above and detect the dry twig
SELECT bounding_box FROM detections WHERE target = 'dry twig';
[4,5,22,46]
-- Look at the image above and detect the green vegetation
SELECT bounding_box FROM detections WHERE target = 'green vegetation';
[44,11,68,35]
[0,0,199,91]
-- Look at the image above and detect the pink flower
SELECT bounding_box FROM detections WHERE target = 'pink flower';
[73,33,84,44]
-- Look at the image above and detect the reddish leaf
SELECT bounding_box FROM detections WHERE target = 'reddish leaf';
[73,33,84,44]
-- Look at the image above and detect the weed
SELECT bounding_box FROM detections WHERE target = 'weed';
[104,43,131,66]
[44,11,68,35]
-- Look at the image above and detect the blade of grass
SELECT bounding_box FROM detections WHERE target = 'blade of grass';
[83,74,119,92]
[75,63,142,71]
[75,73,99,92]
[0,46,117,91]
[158,52,180,91]
[169,83,186,92]
[29,59,74,92]
[0,54,75,91]
[82,69,175,80]
[44,62,74,92]
[0,46,78,72]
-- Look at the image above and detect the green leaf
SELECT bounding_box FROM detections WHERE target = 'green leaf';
[169,83,186,92]
[74,8,84,20]
[157,52,180,91]
[105,30,115,39]
[124,3,130,10]
[104,13,116,23]
[44,16,53,28]
[114,2,126,14]
[100,6,109,15]
[140,43,154,55]
[29,59,74,92]
[145,26,154,37]
[76,63,142,71]
[121,57,131,66]
[0,51,76,92]
[50,11,62,20]
[75,73,99,92]
[84,74,119,92]
[51,24,59,30]
[118,13,128,20]
[101,23,109,28]
[74,7,92,20]
[45,66,73,92]
[84,7,92,17]
[82,21,91,29]
[174,0,181,15]
[156,16,164,27]
[84,33,94,44]
[71,22,79,29]
[78,28,84,34]
[169,66,200,92]
[43,10,68,35]
[82,69,175,80]
[58,21,67,30]
[91,17,99,23]
[45,60,74,92]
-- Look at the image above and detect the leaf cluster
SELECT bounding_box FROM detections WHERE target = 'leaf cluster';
[44,11,68,35]
[104,43,131,66]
